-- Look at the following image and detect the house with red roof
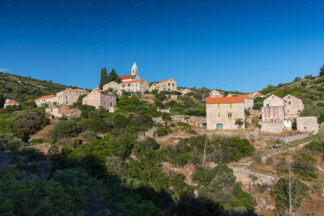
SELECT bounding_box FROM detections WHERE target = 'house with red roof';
[4,99,20,108]
[206,97,245,130]
[149,78,177,92]
[118,62,140,82]
[35,94,57,107]
[245,91,264,99]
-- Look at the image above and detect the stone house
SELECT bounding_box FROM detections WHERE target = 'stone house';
[82,88,116,112]
[283,94,304,119]
[45,104,62,118]
[149,78,177,92]
[35,95,57,107]
[262,106,285,122]
[239,95,254,110]
[296,116,318,134]
[4,99,19,108]
[245,91,264,99]
[120,79,149,93]
[180,88,195,95]
[59,108,81,119]
[263,94,285,107]
[206,97,245,130]
[56,88,88,106]
[209,90,223,98]
[103,81,121,94]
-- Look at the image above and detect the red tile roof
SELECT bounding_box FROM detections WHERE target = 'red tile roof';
[74,88,87,92]
[206,97,245,104]
[60,108,78,114]
[158,78,172,84]
[119,75,135,80]
[6,100,19,104]
[36,95,56,100]
[121,79,145,84]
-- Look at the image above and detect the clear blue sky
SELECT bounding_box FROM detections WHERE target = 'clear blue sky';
[1,0,324,92]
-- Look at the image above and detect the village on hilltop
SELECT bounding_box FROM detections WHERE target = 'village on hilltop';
[4,62,318,135]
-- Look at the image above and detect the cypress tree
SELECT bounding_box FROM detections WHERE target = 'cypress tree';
[99,67,108,89]
[107,68,121,83]
[0,94,4,108]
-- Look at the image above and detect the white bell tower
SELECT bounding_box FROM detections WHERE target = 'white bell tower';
[131,62,138,76]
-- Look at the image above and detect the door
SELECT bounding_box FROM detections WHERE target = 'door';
[216,123,223,129]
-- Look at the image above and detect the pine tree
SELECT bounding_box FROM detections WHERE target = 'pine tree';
[0,94,4,108]
[107,68,121,83]
[320,65,324,77]
[99,67,108,89]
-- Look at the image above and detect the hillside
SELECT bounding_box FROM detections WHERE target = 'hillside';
[0,72,76,102]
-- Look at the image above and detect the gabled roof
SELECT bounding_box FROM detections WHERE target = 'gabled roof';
[36,95,56,100]
[6,100,19,104]
[121,79,146,84]
[60,108,79,114]
[158,78,172,84]
[119,75,135,80]
[74,88,87,92]
[206,97,245,104]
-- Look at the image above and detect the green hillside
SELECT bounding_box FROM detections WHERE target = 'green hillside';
[259,65,324,120]
[0,72,75,102]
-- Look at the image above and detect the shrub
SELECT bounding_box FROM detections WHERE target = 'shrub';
[81,131,97,142]
[293,151,317,180]
[30,138,43,145]
[49,119,81,141]
[10,109,48,140]
[156,127,172,136]
[303,140,323,152]
[0,133,25,151]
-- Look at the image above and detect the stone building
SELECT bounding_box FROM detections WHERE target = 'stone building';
[56,88,88,106]
[245,91,264,99]
[45,105,80,119]
[103,81,121,94]
[179,88,195,95]
[209,90,223,98]
[4,99,19,108]
[283,94,304,119]
[263,94,285,107]
[239,95,254,110]
[262,106,285,122]
[35,95,57,107]
[149,78,177,92]
[59,108,81,119]
[206,97,245,130]
[82,88,116,112]
[296,116,318,134]
[120,79,149,93]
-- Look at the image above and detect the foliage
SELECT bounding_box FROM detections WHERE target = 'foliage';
[0,133,25,151]
[10,108,48,140]
[117,94,144,112]
[49,119,81,141]
[0,94,4,108]
[156,126,172,137]
[253,97,265,110]
[235,118,244,127]
[107,68,121,83]
[81,130,97,142]
[303,140,323,153]
[271,178,309,214]
[292,150,317,180]
[99,67,108,89]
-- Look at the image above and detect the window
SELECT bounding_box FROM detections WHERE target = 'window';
[168,83,170,86]
[218,112,220,118]
[110,103,112,106]
[288,101,291,105]
[172,83,175,86]
[229,104,232,108]
[168,88,170,91]
[228,112,232,120]
[266,104,269,107]
[122,85,125,87]
[288,96,291,99]
[218,104,220,109]
[128,84,131,87]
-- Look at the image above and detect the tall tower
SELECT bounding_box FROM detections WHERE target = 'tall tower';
[131,62,138,76]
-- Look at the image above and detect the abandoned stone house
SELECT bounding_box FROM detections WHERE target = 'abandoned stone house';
[56,88,88,106]
[209,90,223,98]
[149,78,177,92]
[283,94,304,119]
[82,88,116,112]
[35,94,57,107]
[296,116,319,134]
[103,81,121,94]
[206,97,245,130]
[179,88,195,95]
[45,104,81,119]
[4,99,19,108]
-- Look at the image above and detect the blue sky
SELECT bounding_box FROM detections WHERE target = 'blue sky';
[1,0,324,92]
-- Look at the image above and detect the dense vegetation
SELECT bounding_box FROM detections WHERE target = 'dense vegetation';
[0,72,72,102]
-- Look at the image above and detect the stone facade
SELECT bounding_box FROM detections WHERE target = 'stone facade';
[242,96,254,110]
[103,81,121,94]
[180,88,195,95]
[149,78,177,92]
[59,108,81,119]
[120,79,149,93]
[82,89,116,112]
[260,121,285,134]
[56,88,88,106]
[263,94,285,107]
[283,94,304,119]
[262,106,285,122]
[296,116,318,134]
[245,91,264,99]
[118,62,140,82]
[206,97,245,130]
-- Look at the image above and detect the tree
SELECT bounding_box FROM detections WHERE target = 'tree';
[10,109,48,140]
[320,65,324,77]
[99,67,108,89]
[235,118,244,128]
[0,94,4,108]
[107,68,120,83]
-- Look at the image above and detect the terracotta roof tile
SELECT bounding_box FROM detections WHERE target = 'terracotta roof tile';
[206,97,245,104]
[158,78,172,84]
[74,88,87,92]
[6,100,19,104]
[36,95,56,100]
[119,75,135,80]
[121,79,145,84]
[60,108,78,114]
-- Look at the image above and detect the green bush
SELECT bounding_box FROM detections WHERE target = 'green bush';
[303,140,323,152]
[49,119,81,141]
[0,133,25,151]
[293,151,318,180]
[156,127,172,136]
[81,130,97,142]
[30,138,43,144]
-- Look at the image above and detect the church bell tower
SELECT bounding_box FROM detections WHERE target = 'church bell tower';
[131,62,138,76]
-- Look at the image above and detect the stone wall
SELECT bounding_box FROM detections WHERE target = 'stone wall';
[137,127,157,141]
[297,116,319,134]
[260,121,285,134]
